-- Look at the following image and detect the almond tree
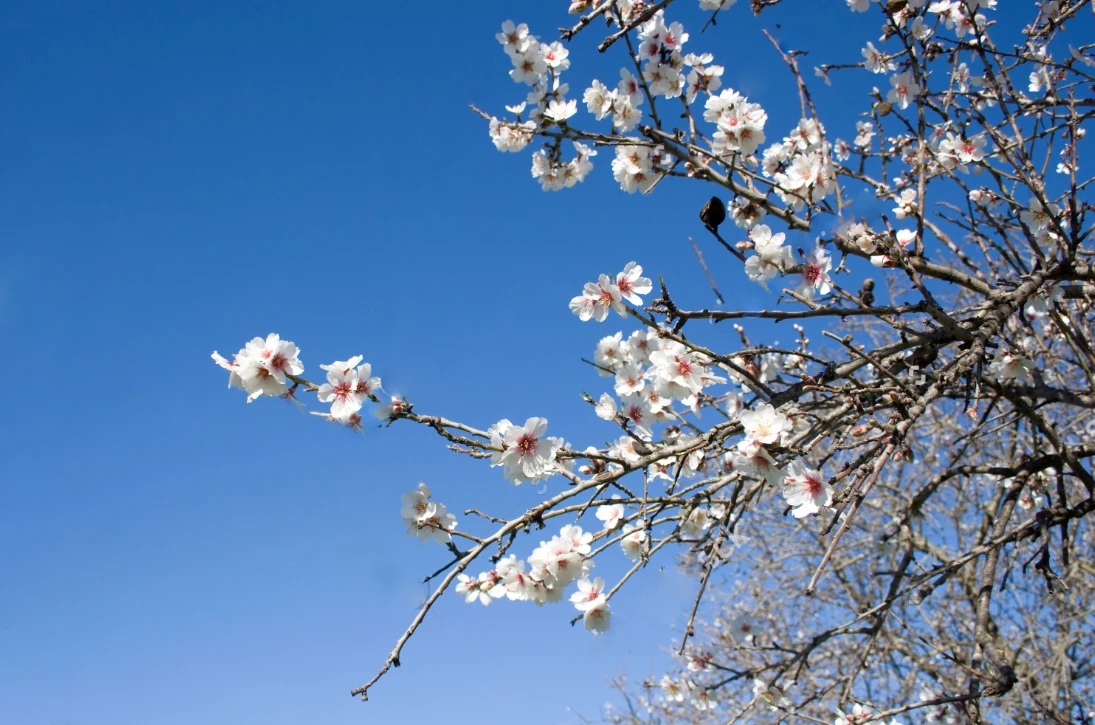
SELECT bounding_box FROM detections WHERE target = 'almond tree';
[211,1,1095,722]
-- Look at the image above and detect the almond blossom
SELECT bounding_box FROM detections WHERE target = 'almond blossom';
[497,417,559,484]
[615,261,652,304]
[595,496,625,530]
[211,333,303,402]
[570,274,626,322]
[649,342,710,399]
[594,393,618,420]
[782,460,833,518]
[797,248,833,298]
[570,576,608,611]
[620,525,648,561]
[887,70,921,110]
[989,350,1036,384]
[740,403,792,446]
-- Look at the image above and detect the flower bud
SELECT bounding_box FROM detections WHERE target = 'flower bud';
[871,254,896,268]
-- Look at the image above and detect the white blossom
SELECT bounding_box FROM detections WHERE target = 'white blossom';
[887,70,921,110]
[616,262,652,304]
[620,525,648,561]
[595,393,618,420]
[740,403,792,446]
[497,417,558,484]
[782,460,833,518]
[595,496,626,530]
[989,350,1035,384]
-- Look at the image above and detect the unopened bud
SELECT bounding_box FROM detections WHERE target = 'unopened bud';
[737,240,754,250]
[871,254,896,268]
[966,407,978,421]
[851,424,870,437]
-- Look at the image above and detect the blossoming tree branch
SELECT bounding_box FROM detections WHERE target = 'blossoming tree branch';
[211,0,1095,722]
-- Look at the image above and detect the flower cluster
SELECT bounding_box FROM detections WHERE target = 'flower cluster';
[743,223,794,290]
[491,20,597,190]
[1019,196,1070,248]
[704,88,767,156]
[635,12,690,100]
[740,221,833,299]
[315,355,382,425]
[531,141,597,191]
[762,118,837,211]
[489,12,738,195]
[570,261,652,321]
[583,70,645,132]
[611,144,671,194]
[488,113,534,153]
[753,679,793,710]
[455,524,611,632]
[400,483,458,545]
[211,333,303,402]
[658,673,721,711]
[934,131,992,172]
[735,403,833,517]
[212,334,387,431]
[589,327,729,446]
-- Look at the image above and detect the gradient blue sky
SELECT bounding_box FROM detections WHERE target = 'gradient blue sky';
[1,2,902,724]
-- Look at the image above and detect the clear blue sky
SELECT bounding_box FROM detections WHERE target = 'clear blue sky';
[1,2,898,724]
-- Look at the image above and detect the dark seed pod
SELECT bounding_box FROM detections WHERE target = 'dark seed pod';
[699,196,726,232]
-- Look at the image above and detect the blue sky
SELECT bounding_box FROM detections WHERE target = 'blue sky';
[0,2,903,723]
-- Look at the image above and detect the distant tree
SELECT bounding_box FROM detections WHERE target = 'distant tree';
[211,1,1095,722]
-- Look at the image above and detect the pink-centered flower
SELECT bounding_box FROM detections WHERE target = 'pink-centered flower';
[798,248,833,298]
[616,261,653,304]
[499,416,556,483]
[782,459,833,518]
[317,356,365,420]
